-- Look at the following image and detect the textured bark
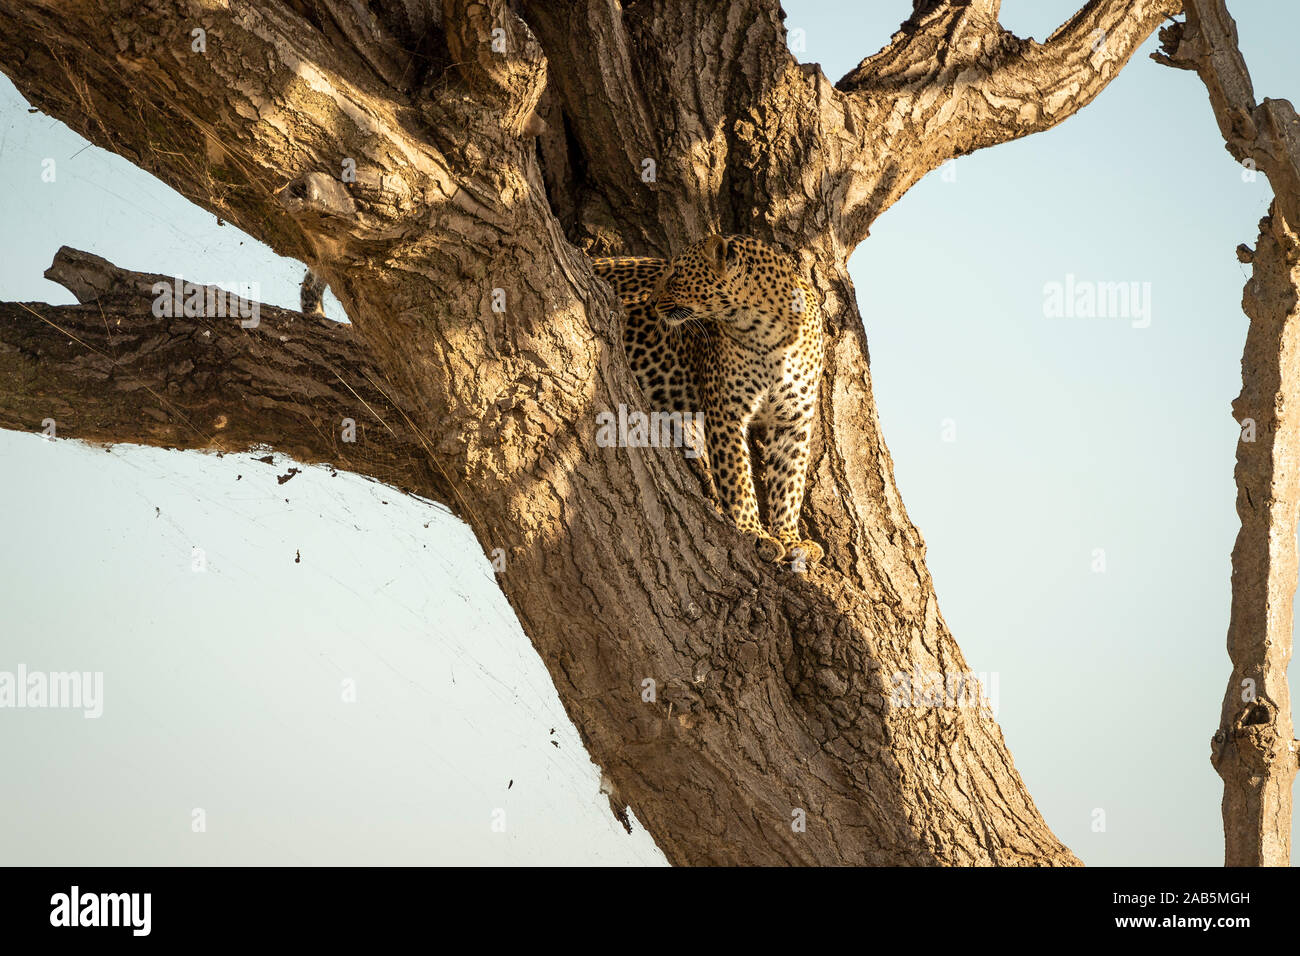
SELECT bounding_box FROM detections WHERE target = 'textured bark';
[1158,1,1300,868]
[0,248,439,498]
[0,0,1177,865]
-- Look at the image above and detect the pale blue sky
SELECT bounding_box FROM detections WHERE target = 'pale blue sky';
[1,1,1296,865]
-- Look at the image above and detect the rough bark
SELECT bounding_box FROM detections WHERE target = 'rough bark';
[1158,0,1300,867]
[0,247,440,498]
[0,0,1178,865]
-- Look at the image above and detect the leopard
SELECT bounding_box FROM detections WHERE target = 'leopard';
[593,234,825,567]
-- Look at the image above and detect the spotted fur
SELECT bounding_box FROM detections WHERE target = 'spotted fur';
[594,234,824,566]
[300,269,328,316]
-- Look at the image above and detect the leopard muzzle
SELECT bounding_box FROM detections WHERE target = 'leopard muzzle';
[656,297,695,325]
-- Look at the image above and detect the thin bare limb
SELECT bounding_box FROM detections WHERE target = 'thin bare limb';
[1211,207,1300,866]
[1157,0,1299,867]
[1156,1,1300,228]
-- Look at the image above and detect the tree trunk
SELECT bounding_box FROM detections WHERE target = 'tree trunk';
[0,0,1179,865]
[1158,0,1300,867]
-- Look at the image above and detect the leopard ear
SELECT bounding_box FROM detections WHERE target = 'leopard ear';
[704,234,730,276]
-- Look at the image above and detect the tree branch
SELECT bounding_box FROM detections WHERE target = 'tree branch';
[524,0,668,254]
[838,0,1005,97]
[960,0,1182,150]
[831,0,1180,248]
[1212,206,1300,866]
[526,0,801,254]
[444,0,547,136]
[0,247,443,502]
[1155,0,1300,229]
[294,0,444,93]
[1157,0,1300,867]
[0,0,476,278]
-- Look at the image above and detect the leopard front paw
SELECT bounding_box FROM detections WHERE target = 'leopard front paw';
[753,534,787,562]
[784,539,824,569]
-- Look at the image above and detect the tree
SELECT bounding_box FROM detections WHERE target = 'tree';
[1157,0,1300,867]
[0,0,1179,865]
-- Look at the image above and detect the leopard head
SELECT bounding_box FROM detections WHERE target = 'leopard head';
[652,234,739,327]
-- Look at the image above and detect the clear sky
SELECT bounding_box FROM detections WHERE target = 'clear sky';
[1,1,1297,866]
